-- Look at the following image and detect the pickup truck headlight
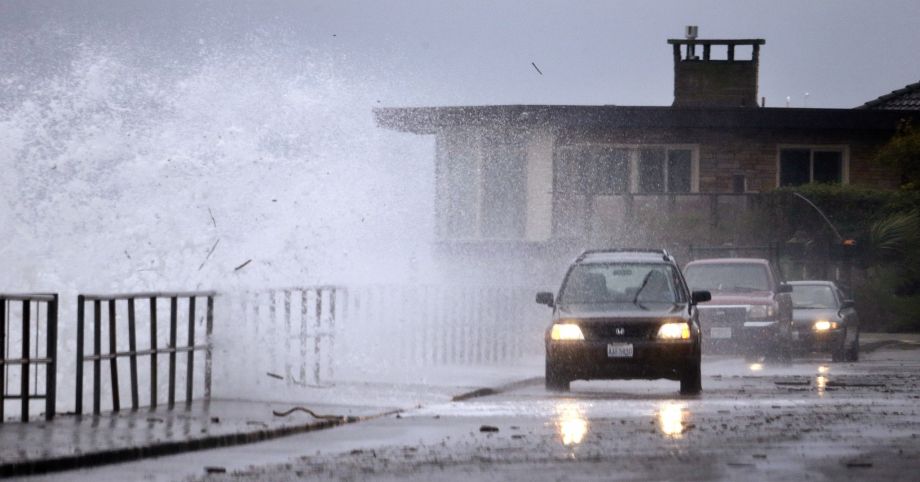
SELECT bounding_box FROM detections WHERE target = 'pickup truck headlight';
[747,305,775,320]
[657,322,690,340]
[551,323,585,341]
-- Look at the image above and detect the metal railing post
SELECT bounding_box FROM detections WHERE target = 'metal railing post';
[204,295,213,400]
[149,296,157,408]
[92,300,101,415]
[328,288,336,381]
[21,300,30,421]
[75,295,84,415]
[127,298,139,410]
[1,298,5,422]
[314,289,322,384]
[107,299,120,412]
[45,294,58,421]
[168,296,177,408]
[299,290,308,386]
[186,296,196,405]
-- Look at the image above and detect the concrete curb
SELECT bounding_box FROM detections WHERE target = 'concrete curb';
[451,376,544,402]
[861,339,920,353]
[0,409,400,478]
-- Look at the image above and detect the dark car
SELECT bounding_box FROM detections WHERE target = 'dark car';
[536,249,711,394]
[789,281,859,362]
[683,258,793,360]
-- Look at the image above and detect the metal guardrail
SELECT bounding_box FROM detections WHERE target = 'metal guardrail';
[342,285,543,368]
[0,293,58,423]
[75,291,215,415]
[235,286,339,387]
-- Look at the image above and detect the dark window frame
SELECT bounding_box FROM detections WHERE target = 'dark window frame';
[554,144,697,195]
[553,145,631,195]
[778,146,847,187]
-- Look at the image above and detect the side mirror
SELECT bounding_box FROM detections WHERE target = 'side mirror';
[536,292,555,307]
[840,299,855,310]
[691,290,711,304]
[777,284,793,294]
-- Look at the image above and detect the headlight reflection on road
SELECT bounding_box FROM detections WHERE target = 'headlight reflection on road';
[554,402,589,446]
[657,402,688,438]
[816,375,827,396]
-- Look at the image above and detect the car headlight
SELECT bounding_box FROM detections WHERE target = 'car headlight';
[657,322,690,340]
[747,305,775,319]
[813,320,838,331]
[551,323,584,341]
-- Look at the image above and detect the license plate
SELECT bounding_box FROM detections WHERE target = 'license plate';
[607,343,633,358]
[711,327,732,339]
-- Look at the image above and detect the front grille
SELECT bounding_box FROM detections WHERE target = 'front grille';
[580,321,658,340]
[698,306,747,327]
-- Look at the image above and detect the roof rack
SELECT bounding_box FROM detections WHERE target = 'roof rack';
[576,248,672,262]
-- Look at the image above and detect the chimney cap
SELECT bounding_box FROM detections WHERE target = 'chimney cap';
[667,38,765,46]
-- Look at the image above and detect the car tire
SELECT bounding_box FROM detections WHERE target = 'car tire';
[545,360,570,392]
[680,359,702,395]
[845,330,860,362]
[831,329,847,362]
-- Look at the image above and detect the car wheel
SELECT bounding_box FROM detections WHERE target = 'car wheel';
[845,330,860,362]
[545,360,570,392]
[680,359,702,395]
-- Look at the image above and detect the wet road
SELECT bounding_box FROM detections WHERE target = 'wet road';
[43,347,920,481]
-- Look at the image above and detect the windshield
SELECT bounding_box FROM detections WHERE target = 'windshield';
[791,285,838,309]
[560,263,684,306]
[684,263,770,293]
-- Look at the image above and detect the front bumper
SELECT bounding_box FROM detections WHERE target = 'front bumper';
[791,327,844,353]
[703,322,783,354]
[546,339,696,381]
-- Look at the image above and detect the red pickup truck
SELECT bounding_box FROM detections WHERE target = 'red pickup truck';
[683,258,793,360]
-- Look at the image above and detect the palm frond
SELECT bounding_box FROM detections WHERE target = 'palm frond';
[870,211,920,257]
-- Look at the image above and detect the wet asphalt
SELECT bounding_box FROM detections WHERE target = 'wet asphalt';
[33,347,920,481]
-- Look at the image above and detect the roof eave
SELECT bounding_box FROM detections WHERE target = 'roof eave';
[375,105,920,134]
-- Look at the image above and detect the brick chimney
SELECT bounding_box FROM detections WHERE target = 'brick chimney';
[669,27,765,108]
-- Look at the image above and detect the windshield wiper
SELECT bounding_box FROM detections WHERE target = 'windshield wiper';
[633,273,652,303]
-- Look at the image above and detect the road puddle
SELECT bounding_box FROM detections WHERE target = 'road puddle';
[554,402,589,446]
[657,402,688,438]
[816,374,828,396]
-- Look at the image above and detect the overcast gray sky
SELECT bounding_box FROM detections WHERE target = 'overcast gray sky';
[2,0,919,108]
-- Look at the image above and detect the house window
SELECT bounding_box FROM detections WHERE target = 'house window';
[638,149,665,192]
[779,148,845,187]
[555,145,697,195]
[439,133,479,238]
[732,175,747,193]
[555,146,630,194]
[480,135,526,238]
[638,148,693,193]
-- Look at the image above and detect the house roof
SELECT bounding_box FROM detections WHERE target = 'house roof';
[375,105,920,135]
[859,81,920,110]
